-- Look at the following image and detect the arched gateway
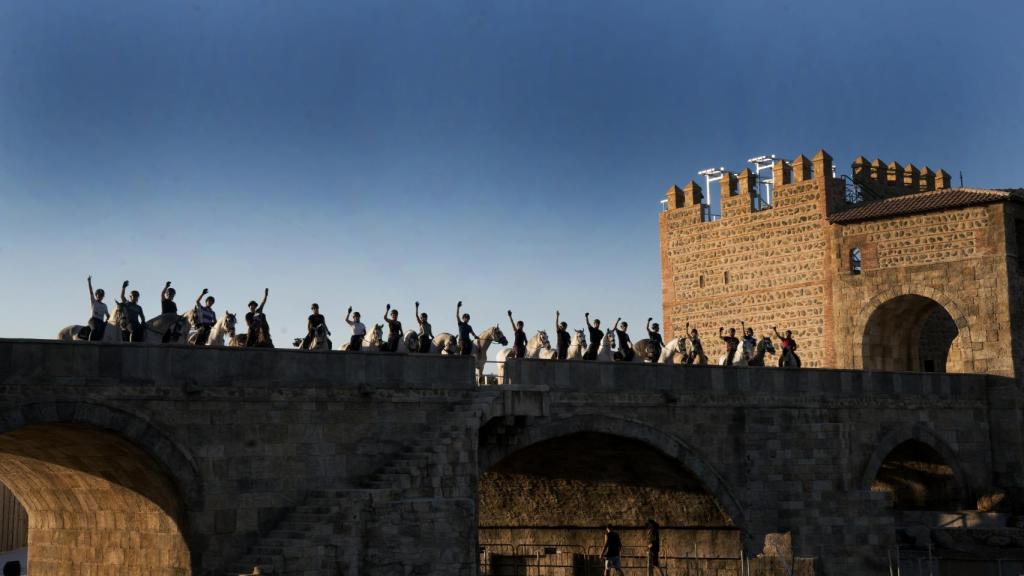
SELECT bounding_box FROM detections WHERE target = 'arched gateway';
[855,290,973,373]
[0,402,199,575]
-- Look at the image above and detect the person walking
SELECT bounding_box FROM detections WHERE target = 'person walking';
[601,524,624,576]
[244,288,269,347]
[456,301,478,356]
[382,304,402,352]
[508,310,526,358]
[85,276,109,341]
[584,313,602,361]
[555,310,570,360]
[613,319,633,361]
[719,326,739,366]
[646,318,664,363]
[646,519,667,576]
[345,307,366,351]
[415,302,433,353]
[193,289,217,346]
[120,281,146,342]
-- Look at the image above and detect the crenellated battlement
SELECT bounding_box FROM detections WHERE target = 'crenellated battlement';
[851,155,953,195]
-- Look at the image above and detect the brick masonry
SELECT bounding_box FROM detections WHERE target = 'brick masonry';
[659,149,1022,377]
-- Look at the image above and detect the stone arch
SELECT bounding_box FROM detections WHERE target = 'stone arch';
[852,286,974,373]
[479,414,745,528]
[0,401,201,575]
[860,424,969,509]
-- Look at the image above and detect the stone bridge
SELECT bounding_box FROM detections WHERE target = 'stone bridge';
[0,339,1021,575]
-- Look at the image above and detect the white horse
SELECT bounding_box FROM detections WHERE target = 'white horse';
[144,313,190,344]
[293,323,332,351]
[58,302,129,342]
[340,324,383,351]
[495,330,556,383]
[719,338,756,366]
[474,325,508,383]
[632,336,688,363]
[566,330,587,360]
[431,333,460,355]
[187,312,237,347]
[596,329,615,362]
[748,336,776,367]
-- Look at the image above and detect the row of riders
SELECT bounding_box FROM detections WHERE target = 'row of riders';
[61,278,802,374]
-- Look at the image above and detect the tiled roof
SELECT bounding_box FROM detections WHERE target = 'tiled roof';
[829,188,1021,224]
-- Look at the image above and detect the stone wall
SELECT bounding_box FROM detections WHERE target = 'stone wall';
[830,203,1014,376]
[660,152,837,368]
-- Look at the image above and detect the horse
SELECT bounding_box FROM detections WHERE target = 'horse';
[596,329,615,362]
[340,324,383,351]
[779,346,801,368]
[144,313,190,344]
[684,338,708,366]
[431,333,460,355]
[293,323,331,351]
[188,312,237,346]
[402,330,420,353]
[494,330,555,383]
[57,302,129,342]
[566,330,587,360]
[231,314,274,348]
[747,336,776,367]
[720,338,756,366]
[473,325,508,383]
[631,336,688,363]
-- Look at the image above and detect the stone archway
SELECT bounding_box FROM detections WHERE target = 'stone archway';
[478,416,744,573]
[854,288,973,373]
[861,424,968,511]
[0,402,200,576]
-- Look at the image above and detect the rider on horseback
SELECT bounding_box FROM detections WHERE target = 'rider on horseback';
[85,276,109,341]
[382,305,402,352]
[508,310,526,359]
[415,302,433,353]
[686,322,705,365]
[346,307,366,351]
[244,288,269,347]
[646,318,664,362]
[741,322,757,351]
[120,281,146,342]
[613,319,634,361]
[301,303,328,350]
[555,311,570,360]
[193,289,217,346]
[719,326,739,366]
[456,301,478,356]
[773,326,802,367]
[160,281,181,343]
[583,313,602,361]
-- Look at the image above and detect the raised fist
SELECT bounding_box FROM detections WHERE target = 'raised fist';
[264,288,269,295]
[165,281,171,287]
[415,301,419,307]
[386,303,391,310]
[202,288,209,295]
[457,300,462,307]
[648,317,652,322]
[122,280,129,288]
[585,312,590,316]
[87,275,92,282]
[507,310,512,316]
[348,306,353,314]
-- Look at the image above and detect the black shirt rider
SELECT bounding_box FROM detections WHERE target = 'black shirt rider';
[556,326,570,359]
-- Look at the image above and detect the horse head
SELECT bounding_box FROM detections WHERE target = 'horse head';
[486,325,508,346]
[113,302,130,332]
[760,336,776,356]
[536,330,550,348]
[573,329,586,349]
[224,312,237,335]
[369,324,383,345]
[604,329,615,348]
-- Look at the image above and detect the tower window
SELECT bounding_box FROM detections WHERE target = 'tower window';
[850,247,862,274]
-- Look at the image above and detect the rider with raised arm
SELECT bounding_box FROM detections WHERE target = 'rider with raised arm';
[415,302,433,353]
[193,289,217,346]
[686,322,705,365]
[646,318,664,363]
[613,319,633,361]
[345,307,366,351]
[719,326,739,366]
[456,301,478,356]
[773,326,802,367]
[245,288,269,347]
[86,276,109,341]
[382,304,402,352]
[161,281,177,315]
[301,303,328,350]
[508,310,527,359]
[120,281,146,342]
[555,311,570,360]
[583,313,602,361]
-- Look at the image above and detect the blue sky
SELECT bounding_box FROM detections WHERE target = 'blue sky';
[1,0,1022,342]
